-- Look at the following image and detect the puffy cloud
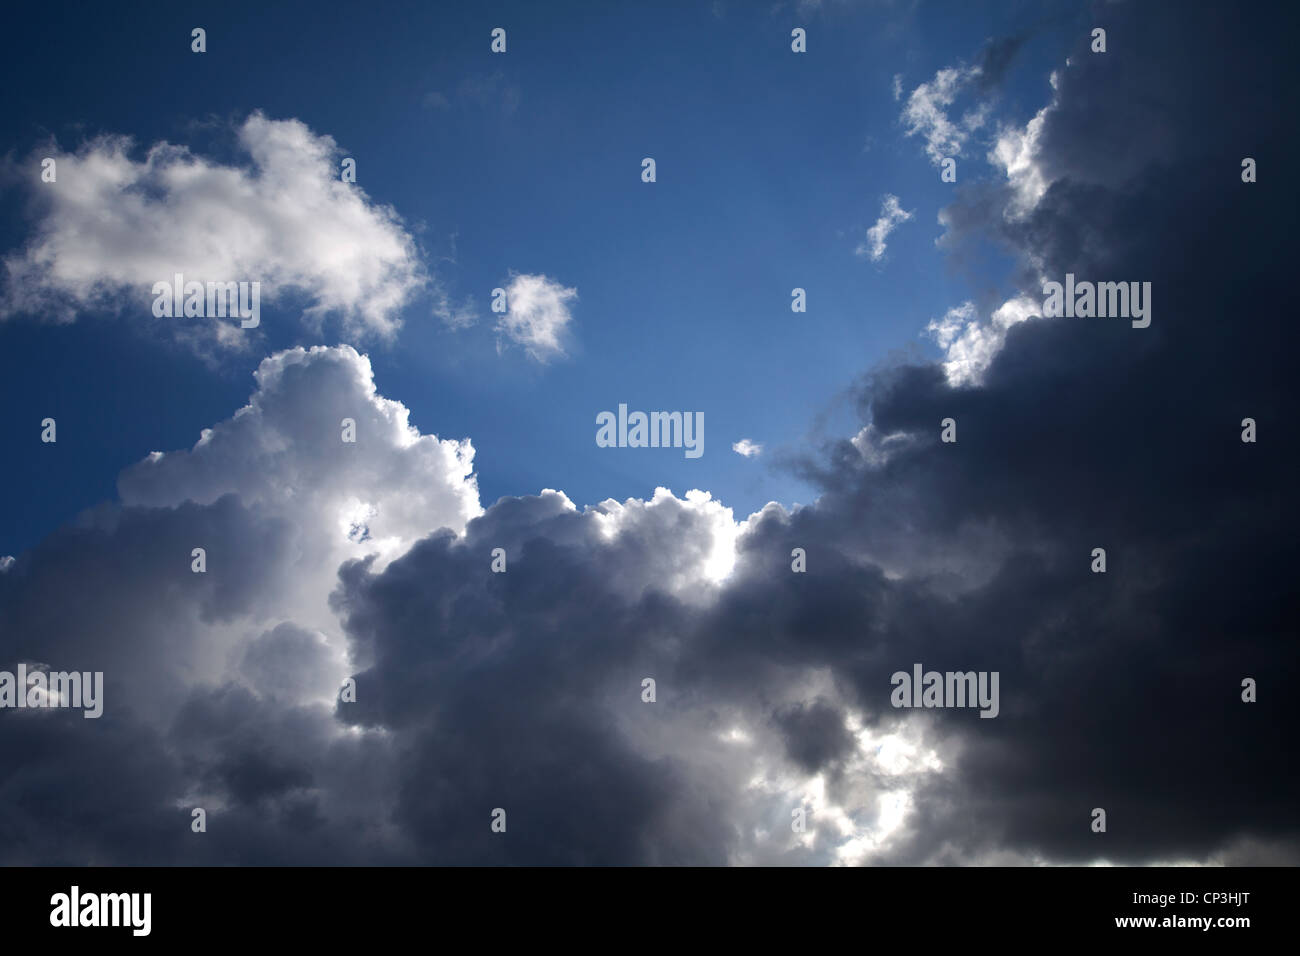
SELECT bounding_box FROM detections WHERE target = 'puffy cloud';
[120,345,480,645]
[495,272,577,362]
[9,346,477,719]
[0,344,486,862]
[732,438,763,458]
[1,113,426,345]
[119,346,479,542]
[857,194,913,262]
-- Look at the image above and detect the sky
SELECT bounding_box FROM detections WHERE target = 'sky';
[0,0,1081,556]
[0,0,1296,866]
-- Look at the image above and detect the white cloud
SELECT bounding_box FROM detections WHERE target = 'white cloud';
[496,273,577,362]
[1,113,426,343]
[925,295,1041,386]
[899,65,990,165]
[587,486,740,592]
[732,439,763,458]
[121,344,480,546]
[990,104,1053,218]
[118,345,481,650]
[857,194,914,262]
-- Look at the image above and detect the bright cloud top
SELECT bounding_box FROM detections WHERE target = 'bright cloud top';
[119,345,482,576]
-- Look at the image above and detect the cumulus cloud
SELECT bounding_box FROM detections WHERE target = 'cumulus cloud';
[0,113,426,344]
[857,195,913,262]
[0,344,487,862]
[495,272,577,362]
[120,345,481,642]
[732,438,763,458]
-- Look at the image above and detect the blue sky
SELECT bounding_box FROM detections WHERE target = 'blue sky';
[0,0,1083,557]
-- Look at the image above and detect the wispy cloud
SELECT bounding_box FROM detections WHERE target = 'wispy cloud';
[857,194,914,262]
[899,64,989,165]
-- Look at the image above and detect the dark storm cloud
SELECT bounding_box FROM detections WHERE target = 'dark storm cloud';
[327,497,734,865]
[775,698,857,774]
[803,0,1300,861]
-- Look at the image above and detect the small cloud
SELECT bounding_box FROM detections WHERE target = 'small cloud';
[496,273,577,362]
[891,74,904,101]
[856,194,914,262]
[732,439,763,458]
[899,63,989,165]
